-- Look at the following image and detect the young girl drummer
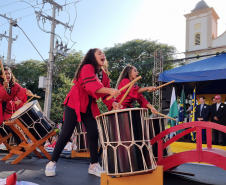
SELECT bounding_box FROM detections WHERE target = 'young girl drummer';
[115,65,157,113]
[0,67,33,147]
[45,48,121,177]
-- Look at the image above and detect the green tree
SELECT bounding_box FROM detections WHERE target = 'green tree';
[97,98,108,114]
[50,73,73,122]
[50,50,84,121]
[104,39,177,105]
[53,50,83,86]
[12,59,47,108]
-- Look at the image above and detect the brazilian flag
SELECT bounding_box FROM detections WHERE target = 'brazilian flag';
[178,88,187,133]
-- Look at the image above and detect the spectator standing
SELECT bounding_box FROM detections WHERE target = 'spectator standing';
[195,96,210,143]
[211,95,226,146]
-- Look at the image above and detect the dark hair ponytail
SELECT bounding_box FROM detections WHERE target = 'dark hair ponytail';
[115,65,134,89]
[74,48,99,81]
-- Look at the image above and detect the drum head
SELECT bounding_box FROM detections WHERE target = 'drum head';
[11,100,37,119]
[96,108,148,118]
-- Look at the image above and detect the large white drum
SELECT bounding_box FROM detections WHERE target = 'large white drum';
[96,108,157,176]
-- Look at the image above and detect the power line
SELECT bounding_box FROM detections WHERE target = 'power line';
[0,1,21,8]
[0,0,80,27]
[0,0,80,65]
[0,49,16,57]
[11,22,47,62]
[2,0,80,17]
[4,2,45,15]
[69,1,80,49]
[0,0,81,49]
[0,10,50,25]
[64,0,71,45]
[0,22,8,27]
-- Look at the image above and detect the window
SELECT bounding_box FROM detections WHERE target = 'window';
[195,23,201,30]
[195,33,201,45]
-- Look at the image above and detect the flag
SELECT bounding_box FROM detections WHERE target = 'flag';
[169,87,179,127]
[179,88,187,124]
[190,88,196,122]
[190,88,197,141]
[178,88,187,133]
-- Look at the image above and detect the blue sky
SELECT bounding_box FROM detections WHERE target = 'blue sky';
[0,0,226,63]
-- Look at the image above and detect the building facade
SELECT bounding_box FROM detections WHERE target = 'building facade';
[184,0,226,64]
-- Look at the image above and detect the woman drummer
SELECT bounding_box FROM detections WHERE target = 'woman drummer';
[45,48,121,177]
[115,65,157,113]
[0,67,33,147]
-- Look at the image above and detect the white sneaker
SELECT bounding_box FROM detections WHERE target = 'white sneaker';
[45,161,56,177]
[88,163,103,177]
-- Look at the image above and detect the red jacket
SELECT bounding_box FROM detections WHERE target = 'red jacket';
[63,64,116,121]
[0,83,27,125]
[116,78,149,109]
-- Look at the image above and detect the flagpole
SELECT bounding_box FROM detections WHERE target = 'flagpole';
[182,84,184,123]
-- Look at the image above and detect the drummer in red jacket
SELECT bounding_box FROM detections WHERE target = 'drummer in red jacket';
[0,67,33,146]
[45,48,121,177]
[115,65,157,113]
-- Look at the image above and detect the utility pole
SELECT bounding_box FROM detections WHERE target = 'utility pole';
[0,14,18,66]
[36,0,70,118]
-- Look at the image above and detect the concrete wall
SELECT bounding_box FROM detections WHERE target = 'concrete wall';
[213,31,226,48]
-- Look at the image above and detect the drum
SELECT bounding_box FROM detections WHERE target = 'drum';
[0,123,22,145]
[73,122,88,151]
[147,118,172,158]
[9,100,55,141]
[96,108,157,175]
[0,123,10,137]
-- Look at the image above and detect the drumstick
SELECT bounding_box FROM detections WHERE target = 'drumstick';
[27,96,35,103]
[118,81,135,106]
[148,80,175,92]
[27,93,41,98]
[31,94,41,98]
[0,59,8,89]
[106,76,142,101]
[155,112,176,121]
[26,94,41,103]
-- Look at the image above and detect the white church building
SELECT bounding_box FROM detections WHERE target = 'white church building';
[184,0,226,64]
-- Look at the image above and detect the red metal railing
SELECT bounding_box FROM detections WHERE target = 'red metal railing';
[150,121,226,171]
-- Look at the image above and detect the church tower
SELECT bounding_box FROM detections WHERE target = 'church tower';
[184,0,223,64]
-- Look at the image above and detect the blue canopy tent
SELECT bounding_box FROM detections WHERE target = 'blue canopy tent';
[159,54,226,95]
